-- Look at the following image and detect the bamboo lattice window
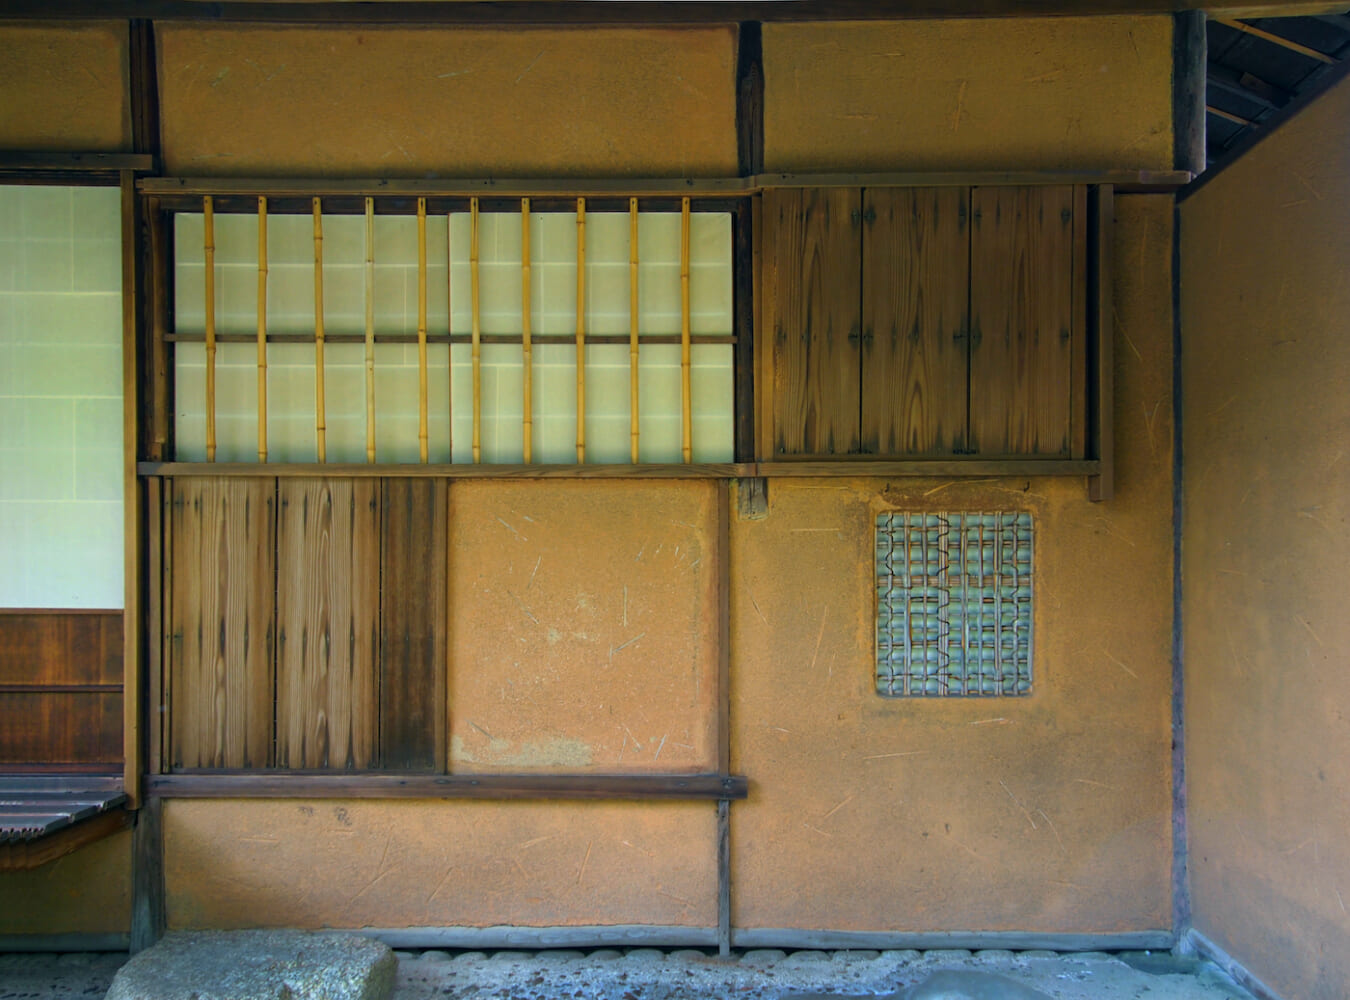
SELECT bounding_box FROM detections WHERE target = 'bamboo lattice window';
[170,196,736,465]
[875,511,1033,697]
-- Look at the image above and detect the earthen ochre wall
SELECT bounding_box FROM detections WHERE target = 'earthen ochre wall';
[1181,72,1350,1000]
[1,16,1177,941]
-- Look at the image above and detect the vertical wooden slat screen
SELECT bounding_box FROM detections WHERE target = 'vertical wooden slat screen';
[522,198,533,464]
[312,198,327,463]
[257,197,268,463]
[169,478,275,770]
[861,187,970,456]
[276,479,379,770]
[680,196,693,463]
[417,197,429,464]
[765,187,862,456]
[630,197,640,464]
[969,186,1075,456]
[203,196,216,462]
[470,197,482,464]
[364,197,376,463]
[379,478,447,771]
[576,197,587,463]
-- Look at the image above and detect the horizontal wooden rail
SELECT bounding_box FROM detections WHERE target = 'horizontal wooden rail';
[0,152,155,173]
[165,332,736,346]
[0,683,122,694]
[149,772,748,801]
[139,459,1099,479]
[138,168,1191,201]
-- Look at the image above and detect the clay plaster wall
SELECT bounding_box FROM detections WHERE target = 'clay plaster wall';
[0,17,1178,940]
[155,25,739,178]
[762,17,1173,173]
[1180,73,1350,999]
[0,22,130,153]
[0,831,131,939]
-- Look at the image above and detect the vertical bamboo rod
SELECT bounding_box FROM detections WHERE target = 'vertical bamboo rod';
[364,197,376,463]
[203,196,216,462]
[680,196,692,463]
[630,198,640,464]
[256,197,268,463]
[521,198,533,464]
[313,197,327,463]
[470,196,482,464]
[576,197,587,464]
[418,197,429,463]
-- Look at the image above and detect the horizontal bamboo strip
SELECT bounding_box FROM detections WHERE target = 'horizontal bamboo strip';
[203,195,216,463]
[418,196,429,464]
[313,197,326,463]
[471,196,481,464]
[365,197,376,463]
[167,332,736,346]
[256,196,268,463]
[630,197,640,464]
[681,196,692,464]
[522,197,533,464]
[576,197,586,464]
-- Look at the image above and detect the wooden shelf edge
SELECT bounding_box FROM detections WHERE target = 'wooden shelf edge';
[139,459,1099,480]
[147,772,749,801]
[139,169,1190,201]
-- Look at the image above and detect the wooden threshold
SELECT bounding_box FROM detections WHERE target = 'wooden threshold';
[139,459,1098,479]
[148,772,749,801]
[138,169,1190,201]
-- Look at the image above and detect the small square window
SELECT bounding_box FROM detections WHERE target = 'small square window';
[876,512,1032,697]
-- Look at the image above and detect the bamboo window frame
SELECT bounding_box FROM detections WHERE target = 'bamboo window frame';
[158,192,749,469]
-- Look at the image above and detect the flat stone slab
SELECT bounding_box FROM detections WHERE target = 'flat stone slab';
[105,930,396,1000]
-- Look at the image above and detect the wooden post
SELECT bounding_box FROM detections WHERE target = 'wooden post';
[313,197,327,463]
[576,197,587,463]
[470,197,482,464]
[1174,11,1208,177]
[256,197,268,463]
[446,208,454,461]
[1089,185,1115,502]
[418,197,429,463]
[203,196,216,463]
[630,198,640,464]
[130,796,165,953]
[121,170,143,807]
[365,197,376,463]
[522,198,533,464]
[681,196,692,463]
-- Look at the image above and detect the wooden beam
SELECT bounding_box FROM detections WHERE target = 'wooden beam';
[1207,104,1256,126]
[1173,11,1207,175]
[0,152,153,172]
[138,169,1191,200]
[1215,17,1338,63]
[736,21,764,178]
[128,19,160,164]
[147,772,749,801]
[0,1,1217,24]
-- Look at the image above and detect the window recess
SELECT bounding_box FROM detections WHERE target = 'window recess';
[157,192,746,469]
[759,183,1112,498]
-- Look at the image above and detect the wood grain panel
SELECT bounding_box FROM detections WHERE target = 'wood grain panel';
[969,185,1075,456]
[169,478,276,770]
[0,693,122,766]
[380,478,447,771]
[766,187,861,456]
[276,479,380,770]
[0,611,122,686]
[862,187,970,456]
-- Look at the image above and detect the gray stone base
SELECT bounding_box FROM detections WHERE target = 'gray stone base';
[105,930,396,1000]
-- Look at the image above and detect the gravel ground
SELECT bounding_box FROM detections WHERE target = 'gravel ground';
[0,946,1257,1000]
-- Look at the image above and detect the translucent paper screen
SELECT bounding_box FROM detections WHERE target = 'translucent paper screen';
[174,209,734,464]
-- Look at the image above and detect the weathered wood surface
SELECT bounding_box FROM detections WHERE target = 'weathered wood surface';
[276,479,380,770]
[169,478,276,769]
[0,776,126,844]
[380,478,447,770]
[0,611,123,766]
[862,186,970,456]
[149,772,748,800]
[766,187,861,456]
[969,185,1075,456]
